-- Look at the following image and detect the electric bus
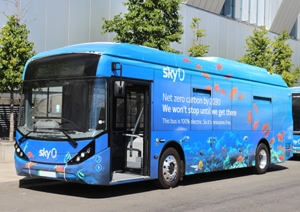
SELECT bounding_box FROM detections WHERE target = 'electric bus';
[15,42,293,188]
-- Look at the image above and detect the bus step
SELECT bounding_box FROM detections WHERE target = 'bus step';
[111,172,149,182]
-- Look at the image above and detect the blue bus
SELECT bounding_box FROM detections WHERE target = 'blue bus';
[291,87,300,155]
[15,42,293,188]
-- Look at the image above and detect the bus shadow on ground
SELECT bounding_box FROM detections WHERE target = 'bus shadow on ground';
[19,163,288,198]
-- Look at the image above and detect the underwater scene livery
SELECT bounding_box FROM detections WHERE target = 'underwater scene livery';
[15,43,293,186]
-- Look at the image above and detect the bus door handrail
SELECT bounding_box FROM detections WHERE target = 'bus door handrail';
[122,134,143,157]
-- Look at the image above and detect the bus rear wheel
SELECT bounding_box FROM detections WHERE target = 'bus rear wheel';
[155,147,181,189]
[253,143,269,174]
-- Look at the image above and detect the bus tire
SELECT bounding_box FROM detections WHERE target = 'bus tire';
[155,147,181,189]
[253,143,269,174]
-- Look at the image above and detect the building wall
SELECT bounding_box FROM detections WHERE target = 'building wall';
[0,0,300,70]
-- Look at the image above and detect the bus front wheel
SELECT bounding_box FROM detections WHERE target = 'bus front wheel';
[253,143,269,174]
[155,147,181,189]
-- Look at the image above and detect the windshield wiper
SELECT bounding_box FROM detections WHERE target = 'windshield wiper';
[30,127,78,147]
[42,127,78,147]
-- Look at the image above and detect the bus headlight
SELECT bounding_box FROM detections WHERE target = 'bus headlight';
[68,140,95,164]
[14,142,29,160]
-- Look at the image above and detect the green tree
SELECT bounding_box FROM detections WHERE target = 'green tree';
[237,26,272,71]
[101,0,184,53]
[0,15,35,141]
[238,26,299,87]
[187,17,209,57]
[270,30,300,86]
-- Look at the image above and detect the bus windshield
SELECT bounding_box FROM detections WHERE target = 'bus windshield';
[18,78,107,140]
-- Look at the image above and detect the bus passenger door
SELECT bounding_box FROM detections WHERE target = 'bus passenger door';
[110,79,150,179]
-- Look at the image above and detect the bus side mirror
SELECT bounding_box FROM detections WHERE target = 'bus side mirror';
[114,81,125,97]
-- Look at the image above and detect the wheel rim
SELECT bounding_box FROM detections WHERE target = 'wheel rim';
[162,155,178,182]
[258,148,267,169]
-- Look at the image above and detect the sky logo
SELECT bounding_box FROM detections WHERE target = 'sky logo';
[39,148,58,159]
[163,66,185,82]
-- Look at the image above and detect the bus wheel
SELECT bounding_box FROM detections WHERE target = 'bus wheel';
[253,143,269,174]
[155,147,181,189]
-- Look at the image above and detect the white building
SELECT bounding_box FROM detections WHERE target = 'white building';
[1,0,300,65]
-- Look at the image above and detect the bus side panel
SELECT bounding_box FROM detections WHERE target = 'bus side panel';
[272,87,293,161]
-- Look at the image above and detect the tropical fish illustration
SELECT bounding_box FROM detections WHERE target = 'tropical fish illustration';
[64,152,72,162]
[243,136,248,141]
[222,146,227,151]
[190,165,199,171]
[269,137,275,145]
[230,87,238,99]
[25,162,36,168]
[198,160,204,170]
[202,72,211,80]
[183,57,190,63]
[23,142,29,152]
[247,110,252,123]
[54,165,65,173]
[206,85,212,91]
[264,130,270,138]
[196,64,202,69]
[216,63,223,70]
[279,155,284,161]
[180,136,190,144]
[207,137,217,147]
[252,121,259,130]
[27,152,34,158]
[253,103,259,113]
[262,123,270,132]
[214,83,219,92]
[238,93,244,100]
[277,132,284,142]
[225,74,232,80]
[237,155,244,163]
[220,89,226,95]
[77,170,85,180]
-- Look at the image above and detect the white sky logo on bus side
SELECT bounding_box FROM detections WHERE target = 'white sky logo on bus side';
[163,67,185,82]
[39,148,58,159]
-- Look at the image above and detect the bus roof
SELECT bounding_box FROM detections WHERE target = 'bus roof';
[28,42,287,87]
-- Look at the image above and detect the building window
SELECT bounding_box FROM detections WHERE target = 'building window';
[220,0,235,18]
[290,19,298,39]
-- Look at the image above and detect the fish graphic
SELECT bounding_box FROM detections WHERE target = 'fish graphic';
[237,155,244,163]
[196,64,202,69]
[202,72,211,80]
[27,152,34,158]
[269,137,275,145]
[253,103,259,113]
[243,136,248,141]
[214,83,219,92]
[54,165,65,173]
[216,63,223,70]
[252,121,259,130]
[207,137,217,147]
[225,74,232,80]
[277,132,284,142]
[220,89,226,95]
[198,160,204,170]
[180,136,190,144]
[25,162,36,168]
[183,57,190,63]
[247,110,252,123]
[238,94,244,100]
[229,87,238,99]
[206,85,212,91]
[77,170,85,180]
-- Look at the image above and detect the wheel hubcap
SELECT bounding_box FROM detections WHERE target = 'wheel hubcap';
[258,149,267,169]
[162,155,178,182]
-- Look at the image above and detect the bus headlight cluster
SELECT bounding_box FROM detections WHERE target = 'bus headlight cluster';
[14,143,29,160]
[68,140,95,164]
